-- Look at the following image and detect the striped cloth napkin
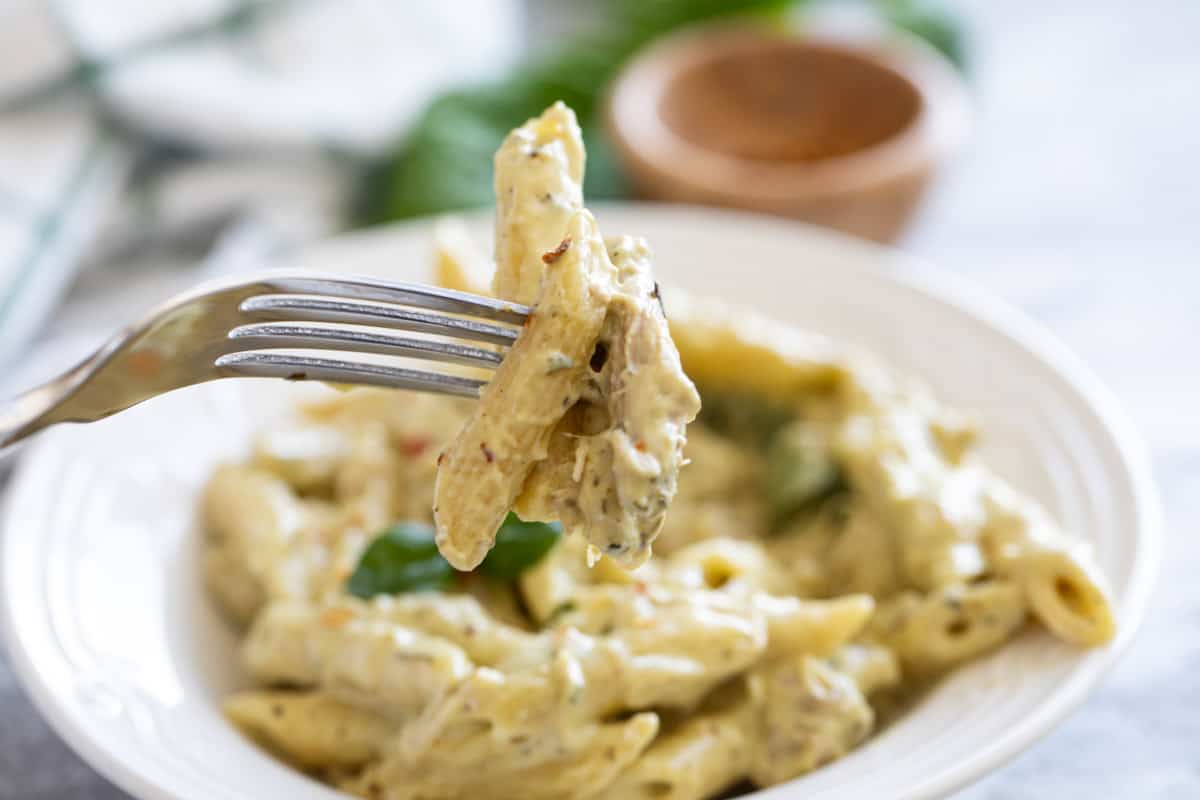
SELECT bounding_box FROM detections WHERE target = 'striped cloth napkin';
[0,0,519,366]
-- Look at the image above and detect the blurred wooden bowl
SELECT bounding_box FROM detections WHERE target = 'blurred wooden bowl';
[607,26,969,242]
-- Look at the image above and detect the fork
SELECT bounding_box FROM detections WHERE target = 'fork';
[0,272,530,448]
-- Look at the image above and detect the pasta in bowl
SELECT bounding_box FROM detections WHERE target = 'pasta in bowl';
[202,105,1116,800]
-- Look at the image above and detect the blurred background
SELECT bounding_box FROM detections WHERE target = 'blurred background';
[0,0,1196,797]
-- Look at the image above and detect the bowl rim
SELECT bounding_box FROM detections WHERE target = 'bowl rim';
[607,25,972,198]
[0,204,1163,800]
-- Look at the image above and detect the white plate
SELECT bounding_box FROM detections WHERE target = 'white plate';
[0,205,1161,800]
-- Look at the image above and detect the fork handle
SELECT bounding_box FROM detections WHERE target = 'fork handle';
[0,367,83,449]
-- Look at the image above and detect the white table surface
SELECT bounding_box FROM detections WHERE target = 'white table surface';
[1,1,1197,797]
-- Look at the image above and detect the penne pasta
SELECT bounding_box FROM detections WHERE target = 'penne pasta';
[203,100,1118,800]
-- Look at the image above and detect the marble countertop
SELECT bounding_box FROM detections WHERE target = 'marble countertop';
[1,1,1196,797]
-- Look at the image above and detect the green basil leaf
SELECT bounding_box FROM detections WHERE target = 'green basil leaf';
[478,513,562,579]
[356,0,796,225]
[879,0,968,70]
[355,0,970,225]
[346,522,454,598]
[698,387,796,448]
[765,421,846,531]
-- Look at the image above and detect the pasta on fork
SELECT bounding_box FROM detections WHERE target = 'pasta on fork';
[202,102,1116,800]
[434,102,700,571]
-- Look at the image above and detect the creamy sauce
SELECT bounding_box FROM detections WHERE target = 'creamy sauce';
[434,103,699,570]
[203,102,1116,800]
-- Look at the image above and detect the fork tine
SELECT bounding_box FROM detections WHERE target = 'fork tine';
[0,275,529,447]
[214,352,485,397]
[227,323,504,369]
[241,295,521,346]
[258,274,529,325]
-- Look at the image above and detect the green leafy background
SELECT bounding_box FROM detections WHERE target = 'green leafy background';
[357,0,964,226]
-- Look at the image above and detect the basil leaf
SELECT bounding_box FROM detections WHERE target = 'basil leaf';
[698,387,796,448]
[879,0,968,70]
[765,421,846,531]
[356,0,969,225]
[356,0,795,224]
[478,513,562,579]
[346,522,454,598]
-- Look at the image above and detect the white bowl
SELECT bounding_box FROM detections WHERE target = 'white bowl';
[0,205,1161,800]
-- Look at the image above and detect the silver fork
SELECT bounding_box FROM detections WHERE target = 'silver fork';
[0,272,530,448]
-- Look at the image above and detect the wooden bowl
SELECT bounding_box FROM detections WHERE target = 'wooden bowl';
[607,26,970,242]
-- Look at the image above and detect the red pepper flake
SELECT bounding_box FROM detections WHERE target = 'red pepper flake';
[523,311,535,328]
[634,440,646,452]
[436,451,446,466]
[400,435,431,458]
[480,442,495,463]
[542,237,572,264]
